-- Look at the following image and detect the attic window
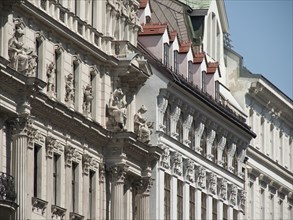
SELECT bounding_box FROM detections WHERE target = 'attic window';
[146,16,151,23]
[174,51,178,73]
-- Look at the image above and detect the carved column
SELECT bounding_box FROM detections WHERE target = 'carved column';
[110,164,128,220]
[11,117,31,220]
[136,178,153,220]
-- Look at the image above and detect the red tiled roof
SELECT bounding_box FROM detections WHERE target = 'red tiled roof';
[139,23,168,36]
[207,62,219,74]
[169,31,177,42]
[140,0,148,9]
[179,41,192,53]
[193,52,205,64]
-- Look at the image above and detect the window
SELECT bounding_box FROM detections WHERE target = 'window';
[200,129,207,156]
[233,209,238,220]
[223,203,228,220]
[188,61,193,83]
[72,62,78,104]
[164,174,171,220]
[72,162,78,212]
[201,193,206,220]
[53,154,60,205]
[174,51,179,73]
[146,16,151,23]
[164,43,169,66]
[212,198,217,220]
[212,135,218,162]
[35,39,42,78]
[177,113,183,142]
[89,170,95,219]
[33,145,41,198]
[189,187,195,220]
[202,71,206,93]
[189,121,196,150]
[163,104,171,135]
[54,50,61,95]
[177,180,183,220]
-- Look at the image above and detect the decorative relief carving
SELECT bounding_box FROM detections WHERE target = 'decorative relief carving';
[46,136,57,158]
[206,129,216,160]
[134,105,154,143]
[107,88,127,131]
[229,184,237,205]
[217,136,226,166]
[8,18,37,76]
[172,152,182,176]
[196,166,206,188]
[160,145,170,169]
[46,62,56,98]
[219,178,227,200]
[136,177,153,195]
[82,153,99,175]
[195,122,205,153]
[65,73,75,107]
[110,164,129,183]
[184,159,194,182]
[83,85,94,117]
[32,197,48,215]
[51,204,66,219]
[157,95,168,131]
[239,190,247,209]
[99,163,106,183]
[207,172,217,194]
[27,121,37,149]
[65,145,81,167]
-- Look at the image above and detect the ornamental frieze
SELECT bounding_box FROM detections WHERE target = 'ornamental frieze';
[184,159,195,183]
[196,166,206,188]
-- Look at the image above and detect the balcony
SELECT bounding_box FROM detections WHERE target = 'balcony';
[0,172,18,220]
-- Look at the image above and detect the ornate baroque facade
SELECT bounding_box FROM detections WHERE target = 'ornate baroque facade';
[0,0,292,220]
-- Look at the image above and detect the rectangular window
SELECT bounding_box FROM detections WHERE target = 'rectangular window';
[177,180,183,220]
[223,203,228,220]
[35,39,41,78]
[164,43,169,66]
[201,193,206,220]
[188,61,193,83]
[33,145,41,198]
[212,198,217,220]
[89,170,95,219]
[174,51,178,73]
[53,154,60,205]
[72,162,78,212]
[164,173,171,220]
[202,71,206,93]
[189,187,195,220]
[233,209,238,220]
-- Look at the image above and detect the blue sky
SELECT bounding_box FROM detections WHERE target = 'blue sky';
[225,0,293,99]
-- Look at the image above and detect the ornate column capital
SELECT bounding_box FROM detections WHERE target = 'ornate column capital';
[184,159,195,183]
[136,177,153,195]
[171,152,182,176]
[196,166,206,189]
[160,145,170,169]
[110,164,129,183]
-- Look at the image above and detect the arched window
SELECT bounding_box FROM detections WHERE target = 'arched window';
[163,104,171,135]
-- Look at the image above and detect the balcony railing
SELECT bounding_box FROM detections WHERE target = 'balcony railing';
[0,172,17,202]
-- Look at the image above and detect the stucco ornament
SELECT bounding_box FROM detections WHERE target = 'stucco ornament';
[65,73,75,106]
[83,85,94,117]
[134,105,154,143]
[107,88,127,131]
[8,18,37,76]
[46,62,56,97]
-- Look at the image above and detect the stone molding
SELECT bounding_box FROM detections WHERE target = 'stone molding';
[229,184,237,206]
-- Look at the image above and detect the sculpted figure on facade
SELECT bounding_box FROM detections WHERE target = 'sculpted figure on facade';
[134,105,154,143]
[185,159,195,182]
[83,85,94,116]
[239,190,247,209]
[208,173,217,194]
[219,178,227,200]
[161,145,170,169]
[196,166,206,188]
[65,73,75,106]
[110,164,129,183]
[107,88,127,130]
[230,184,237,205]
[8,19,37,76]
[46,62,56,97]
[172,152,183,176]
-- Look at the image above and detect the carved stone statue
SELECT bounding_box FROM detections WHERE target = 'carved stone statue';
[83,85,94,116]
[230,184,237,205]
[65,73,75,106]
[208,173,217,194]
[185,159,195,182]
[161,146,170,169]
[196,166,206,188]
[47,62,55,97]
[172,152,182,176]
[219,178,227,200]
[8,19,37,76]
[134,105,154,143]
[107,88,127,130]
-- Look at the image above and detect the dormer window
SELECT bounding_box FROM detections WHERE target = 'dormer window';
[174,50,179,73]
[164,43,169,66]
[146,16,151,23]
